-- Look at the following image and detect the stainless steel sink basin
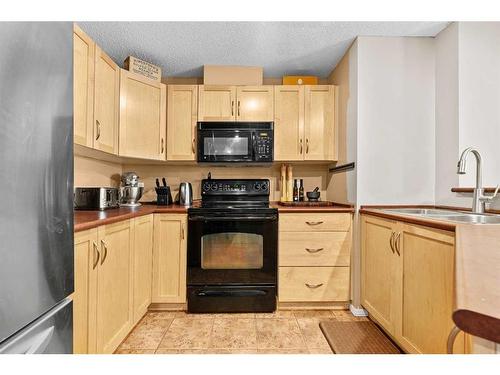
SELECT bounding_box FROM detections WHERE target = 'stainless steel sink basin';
[380,208,500,224]
[382,208,464,216]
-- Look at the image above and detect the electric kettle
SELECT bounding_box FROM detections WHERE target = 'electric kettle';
[178,182,193,206]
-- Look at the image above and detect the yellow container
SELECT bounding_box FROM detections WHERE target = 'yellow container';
[282,76,318,85]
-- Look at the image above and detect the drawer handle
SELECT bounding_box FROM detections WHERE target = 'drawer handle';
[305,247,324,253]
[305,221,323,226]
[305,283,324,289]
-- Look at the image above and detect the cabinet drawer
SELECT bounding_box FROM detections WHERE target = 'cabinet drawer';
[279,266,350,302]
[279,232,350,266]
[279,213,351,232]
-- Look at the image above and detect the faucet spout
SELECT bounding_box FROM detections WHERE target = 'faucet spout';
[457,147,484,213]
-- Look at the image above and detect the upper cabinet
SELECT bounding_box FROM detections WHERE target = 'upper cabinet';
[274,85,337,162]
[73,24,120,155]
[198,85,274,122]
[73,25,95,148]
[304,85,336,161]
[198,85,236,121]
[167,85,198,161]
[94,46,120,154]
[236,86,274,121]
[119,70,167,160]
[274,85,304,161]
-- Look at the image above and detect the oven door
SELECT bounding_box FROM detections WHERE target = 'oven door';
[197,129,254,162]
[187,213,278,286]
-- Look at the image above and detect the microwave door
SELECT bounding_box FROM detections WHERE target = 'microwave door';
[202,131,252,162]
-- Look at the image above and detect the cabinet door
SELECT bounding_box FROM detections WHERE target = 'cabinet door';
[73,228,98,354]
[132,215,154,325]
[94,46,119,154]
[236,86,274,121]
[152,214,187,303]
[73,24,95,148]
[274,86,304,161]
[96,221,134,354]
[304,85,336,161]
[119,70,167,160]
[361,215,400,336]
[198,85,236,121]
[167,85,197,160]
[397,224,464,354]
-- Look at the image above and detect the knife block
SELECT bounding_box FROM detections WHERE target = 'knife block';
[155,187,173,206]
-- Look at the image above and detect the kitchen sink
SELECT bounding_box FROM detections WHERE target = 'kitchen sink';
[380,208,500,224]
[382,208,462,216]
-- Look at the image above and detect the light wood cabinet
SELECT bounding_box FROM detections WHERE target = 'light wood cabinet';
[304,85,336,161]
[398,223,462,354]
[95,220,134,354]
[94,46,120,154]
[361,214,465,354]
[152,214,187,303]
[279,267,350,302]
[167,85,198,160]
[198,85,236,121]
[73,25,95,148]
[235,86,274,121]
[73,228,98,354]
[198,85,274,122]
[132,215,154,325]
[274,86,304,161]
[274,85,336,161]
[119,70,167,160]
[278,213,352,305]
[360,215,399,336]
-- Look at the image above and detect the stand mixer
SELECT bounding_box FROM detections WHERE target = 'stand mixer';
[120,172,144,207]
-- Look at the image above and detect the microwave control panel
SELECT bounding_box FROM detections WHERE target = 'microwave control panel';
[253,132,273,162]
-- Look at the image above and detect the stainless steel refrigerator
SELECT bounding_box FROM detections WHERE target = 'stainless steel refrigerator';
[0,22,74,354]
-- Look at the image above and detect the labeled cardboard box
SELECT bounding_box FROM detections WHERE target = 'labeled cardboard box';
[124,56,161,82]
[203,65,263,85]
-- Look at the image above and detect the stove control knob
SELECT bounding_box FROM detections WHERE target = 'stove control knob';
[254,182,261,191]
[203,182,211,192]
[260,182,268,191]
[211,183,218,191]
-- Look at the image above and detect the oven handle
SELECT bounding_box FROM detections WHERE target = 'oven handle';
[196,290,268,297]
[189,215,277,221]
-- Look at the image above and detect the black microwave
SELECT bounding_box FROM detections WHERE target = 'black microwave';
[197,122,274,163]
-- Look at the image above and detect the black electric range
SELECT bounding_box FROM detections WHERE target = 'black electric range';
[187,178,278,313]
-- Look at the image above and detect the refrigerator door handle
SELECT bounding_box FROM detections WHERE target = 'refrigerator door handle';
[24,326,54,354]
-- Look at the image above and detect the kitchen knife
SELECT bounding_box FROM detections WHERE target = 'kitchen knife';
[156,178,160,188]
[162,177,167,187]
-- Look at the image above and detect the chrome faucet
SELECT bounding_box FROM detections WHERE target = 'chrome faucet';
[457,147,499,213]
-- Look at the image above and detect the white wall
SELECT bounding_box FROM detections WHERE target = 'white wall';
[356,37,436,206]
[435,22,500,209]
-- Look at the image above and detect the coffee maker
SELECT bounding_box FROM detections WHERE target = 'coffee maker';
[120,172,144,207]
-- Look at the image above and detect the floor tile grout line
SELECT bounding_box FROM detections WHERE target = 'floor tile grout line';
[154,317,175,352]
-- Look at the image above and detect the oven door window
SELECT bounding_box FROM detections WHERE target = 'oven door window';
[201,232,263,269]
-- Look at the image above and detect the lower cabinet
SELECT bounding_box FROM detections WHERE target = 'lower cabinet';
[361,214,465,354]
[152,214,187,304]
[73,215,154,354]
[132,215,154,325]
[94,220,134,354]
[73,228,98,354]
[278,213,352,305]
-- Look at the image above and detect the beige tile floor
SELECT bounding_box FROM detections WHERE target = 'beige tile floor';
[115,310,368,354]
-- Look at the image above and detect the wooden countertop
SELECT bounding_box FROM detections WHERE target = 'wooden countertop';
[359,205,457,232]
[75,201,354,232]
[451,187,498,193]
[454,225,500,343]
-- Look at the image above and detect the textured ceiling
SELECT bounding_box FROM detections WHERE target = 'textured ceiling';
[80,22,449,78]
